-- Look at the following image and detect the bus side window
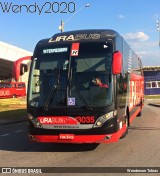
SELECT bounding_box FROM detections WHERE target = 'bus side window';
[12,84,15,88]
[0,84,3,88]
[6,84,12,88]
[18,84,25,88]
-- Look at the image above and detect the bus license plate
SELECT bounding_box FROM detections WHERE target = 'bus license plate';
[59,134,75,140]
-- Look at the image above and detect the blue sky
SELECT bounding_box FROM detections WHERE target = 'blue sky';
[0,0,160,66]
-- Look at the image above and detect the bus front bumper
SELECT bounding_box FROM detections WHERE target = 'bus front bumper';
[29,124,126,144]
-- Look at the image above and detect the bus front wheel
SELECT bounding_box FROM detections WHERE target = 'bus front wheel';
[120,115,129,139]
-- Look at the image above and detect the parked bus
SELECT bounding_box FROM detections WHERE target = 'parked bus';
[0,82,26,98]
[27,29,144,143]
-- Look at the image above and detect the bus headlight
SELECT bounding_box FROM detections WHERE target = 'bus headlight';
[93,111,115,128]
[27,113,34,120]
[27,113,42,128]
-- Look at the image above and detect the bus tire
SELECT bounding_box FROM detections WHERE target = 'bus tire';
[137,101,143,117]
[120,114,129,139]
[137,110,142,117]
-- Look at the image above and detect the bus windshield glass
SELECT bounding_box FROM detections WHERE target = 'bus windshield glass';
[28,42,113,108]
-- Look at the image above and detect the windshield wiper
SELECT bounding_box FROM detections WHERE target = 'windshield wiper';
[43,69,60,111]
[68,79,92,111]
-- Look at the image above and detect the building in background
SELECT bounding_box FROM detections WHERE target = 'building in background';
[0,41,32,89]
[143,66,160,95]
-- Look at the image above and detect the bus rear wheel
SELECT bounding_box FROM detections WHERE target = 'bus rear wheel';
[137,101,143,117]
[137,110,142,117]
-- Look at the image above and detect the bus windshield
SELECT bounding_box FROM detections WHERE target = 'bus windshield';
[28,42,113,108]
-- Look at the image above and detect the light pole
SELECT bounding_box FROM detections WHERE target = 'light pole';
[59,4,90,32]
[156,19,160,47]
[59,20,64,32]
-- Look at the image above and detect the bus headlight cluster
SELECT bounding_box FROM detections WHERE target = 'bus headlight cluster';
[27,113,42,128]
[27,113,34,120]
[93,111,115,128]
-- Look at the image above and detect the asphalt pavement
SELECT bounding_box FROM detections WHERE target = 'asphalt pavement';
[0,115,26,126]
[0,110,26,126]
[0,103,160,176]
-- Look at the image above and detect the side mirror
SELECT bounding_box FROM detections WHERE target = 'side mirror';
[112,51,122,75]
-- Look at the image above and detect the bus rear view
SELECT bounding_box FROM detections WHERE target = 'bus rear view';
[27,30,144,143]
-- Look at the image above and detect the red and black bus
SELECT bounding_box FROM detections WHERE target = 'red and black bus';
[0,82,26,98]
[27,29,144,143]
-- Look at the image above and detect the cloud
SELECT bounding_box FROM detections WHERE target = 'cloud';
[127,41,158,50]
[123,32,149,42]
[125,41,160,65]
[137,51,160,66]
[137,51,160,57]
[123,32,160,66]
[118,14,125,19]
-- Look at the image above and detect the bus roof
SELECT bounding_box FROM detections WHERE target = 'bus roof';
[36,29,121,47]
